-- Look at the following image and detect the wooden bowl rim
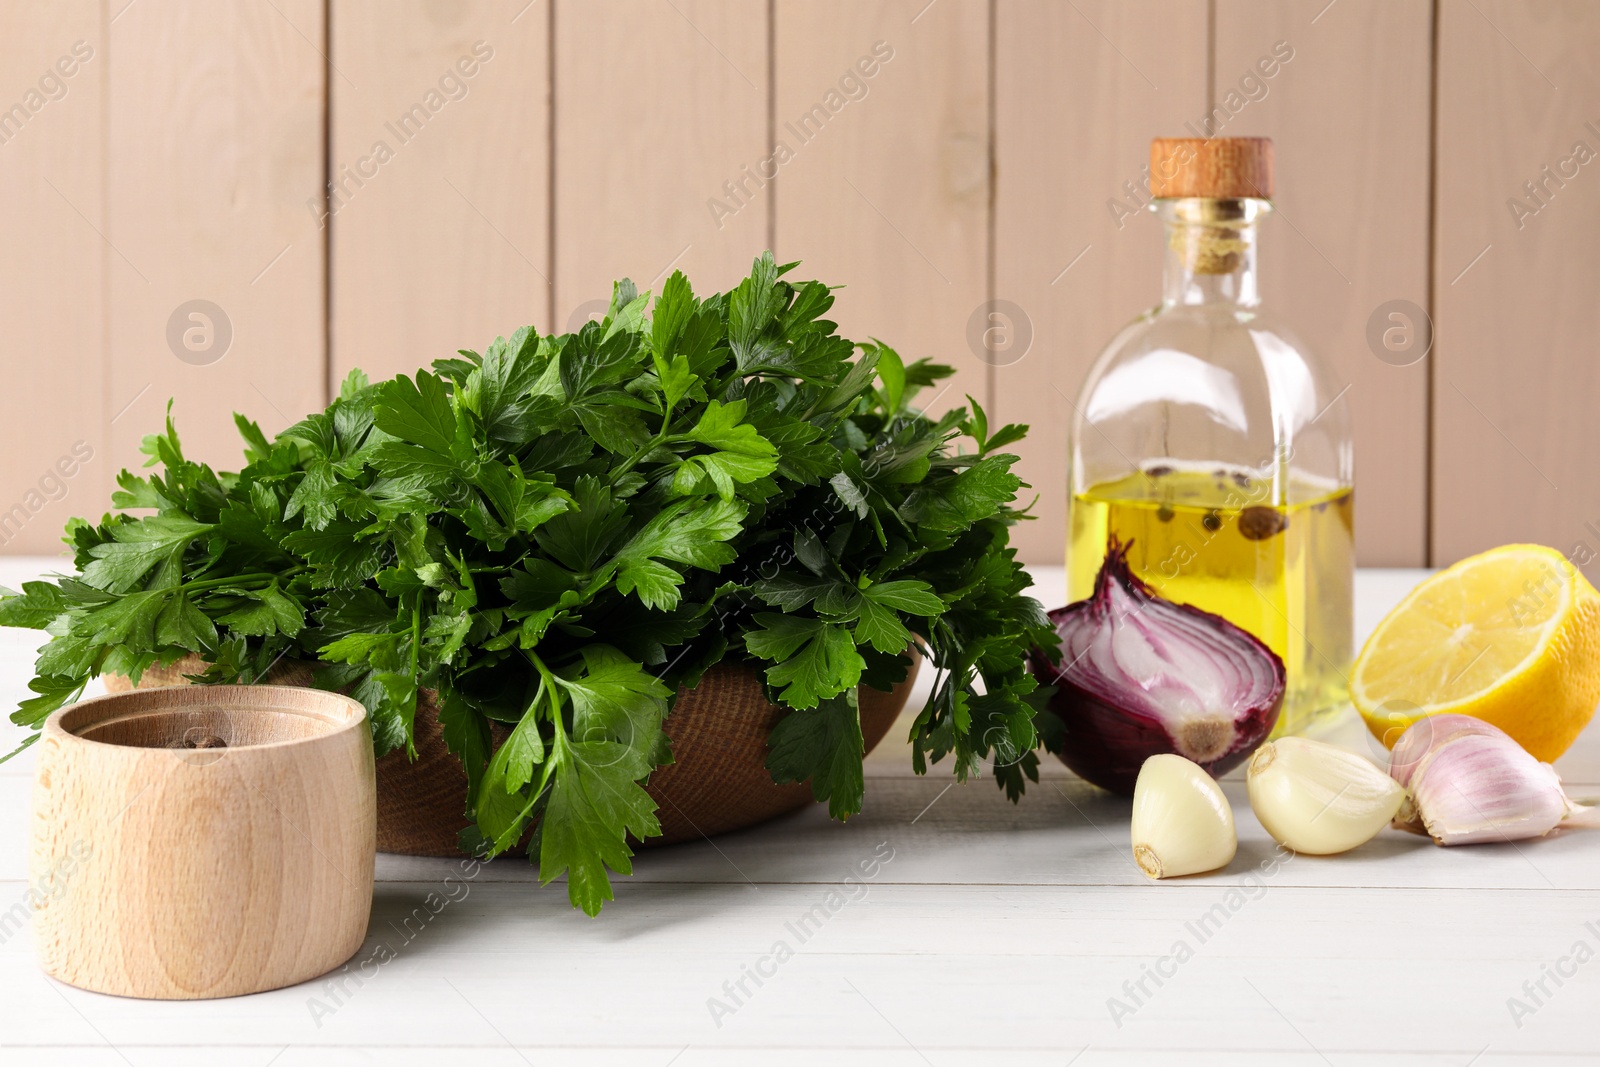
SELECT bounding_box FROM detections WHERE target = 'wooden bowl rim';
[45,684,369,754]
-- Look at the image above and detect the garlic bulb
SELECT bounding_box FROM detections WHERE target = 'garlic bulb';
[1130,754,1237,879]
[1392,715,1587,845]
[1247,737,1404,855]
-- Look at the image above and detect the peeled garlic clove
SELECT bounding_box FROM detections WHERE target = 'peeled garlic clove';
[1389,713,1508,789]
[1247,737,1405,855]
[1130,753,1237,879]
[1410,732,1573,845]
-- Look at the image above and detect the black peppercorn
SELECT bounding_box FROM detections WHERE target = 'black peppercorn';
[1238,506,1288,540]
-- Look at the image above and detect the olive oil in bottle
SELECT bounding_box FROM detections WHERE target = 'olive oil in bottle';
[1067,465,1354,734]
[1065,137,1355,735]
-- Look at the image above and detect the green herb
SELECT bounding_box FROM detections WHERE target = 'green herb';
[1,254,1056,915]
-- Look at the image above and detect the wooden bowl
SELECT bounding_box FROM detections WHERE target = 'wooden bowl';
[107,654,919,855]
[29,685,374,1000]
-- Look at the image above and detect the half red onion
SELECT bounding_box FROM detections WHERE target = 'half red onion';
[1029,538,1285,794]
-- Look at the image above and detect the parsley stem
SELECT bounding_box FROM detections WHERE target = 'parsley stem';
[525,649,566,743]
[610,431,670,481]
[181,568,304,593]
[409,601,421,674]
[404,600,423,757]
[612,397,693,480]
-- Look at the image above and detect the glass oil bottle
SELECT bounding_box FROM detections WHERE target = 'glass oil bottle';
[1066,137,1354,735]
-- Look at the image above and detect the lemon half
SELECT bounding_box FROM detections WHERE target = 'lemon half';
[1352,544,1600,761]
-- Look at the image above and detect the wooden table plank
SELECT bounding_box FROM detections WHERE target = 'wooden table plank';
[3,880,1598,1058]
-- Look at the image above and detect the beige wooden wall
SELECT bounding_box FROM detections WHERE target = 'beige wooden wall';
[0,0,1594,578]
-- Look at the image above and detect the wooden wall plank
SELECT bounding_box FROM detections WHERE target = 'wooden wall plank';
[5,0,1592,581]
[331,0,550,385]
[993,0,1209,565]
[1433,0,1600,576]
[107,0,326,477]
[553,0,767,325]
[1213,0,1433,566]
[774,0,988,433]
[0,3,105,555]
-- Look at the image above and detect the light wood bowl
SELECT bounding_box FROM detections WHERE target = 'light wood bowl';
[29,685,375,1000]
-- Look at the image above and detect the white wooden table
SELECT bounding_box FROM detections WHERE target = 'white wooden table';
[1,560,1595,1066]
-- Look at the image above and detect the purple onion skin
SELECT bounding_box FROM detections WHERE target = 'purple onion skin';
[1028,539,1285,795]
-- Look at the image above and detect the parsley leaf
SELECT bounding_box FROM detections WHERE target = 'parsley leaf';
[766,693,865,819]
[80,515,213,593]
[745,614,864,709]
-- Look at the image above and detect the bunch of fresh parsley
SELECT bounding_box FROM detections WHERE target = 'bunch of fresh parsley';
[1,254,1055,915]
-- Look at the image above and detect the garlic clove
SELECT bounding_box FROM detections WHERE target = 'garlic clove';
[1389,712,1507,789]
[1247,737,1405,855]
[1390,713,1511,833]
[1410,731,1573,845]
[1130,753,1237,879]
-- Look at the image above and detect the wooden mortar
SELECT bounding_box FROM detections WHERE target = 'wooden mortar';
[29,685,375,1000]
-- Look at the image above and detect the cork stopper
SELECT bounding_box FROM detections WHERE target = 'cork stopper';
[1149,137,1273,200]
